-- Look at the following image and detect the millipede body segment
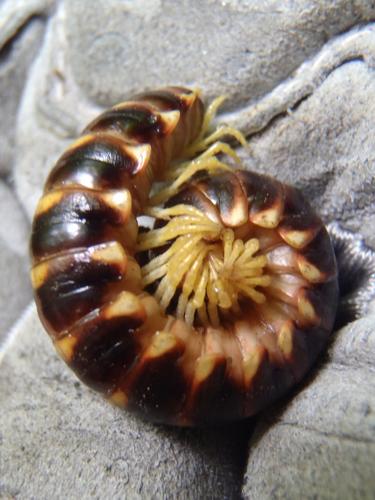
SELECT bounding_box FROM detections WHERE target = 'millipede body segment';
[30,87,339,425]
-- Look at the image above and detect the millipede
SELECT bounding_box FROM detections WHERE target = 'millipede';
[30,86,339,426]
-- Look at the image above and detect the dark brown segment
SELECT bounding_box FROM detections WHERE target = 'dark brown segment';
[130,87,203,159]
[124,333,187,423]
[61,307,144,393]
[236,170,284,221]
[243,349,294,417]
[45,92,204,204]
[132,87,194,112]
[33,245,126,336]
[188,357,243,424]
[276,320,311,381]
[193,172,249,227]
[47,135,138,190]
[166,185,221,225]
[288,323,323,380]
[46,156,131,193]
[276,321,332,397]
[31,190,129,260]
[278,185,322,246]
[85,104,165,142]
[45,137,154,213]
[299,280,338,332]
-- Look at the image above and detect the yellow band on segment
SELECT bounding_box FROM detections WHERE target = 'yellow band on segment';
[30,261,50,289]
[194,354,223,384]
[104,291,145,320]
[101,190,132,218]
[35,190,65,216]
[66,133,97,151]
[298,294,319,324]
[158,110,181,135]
[122,143,152,175]
[243,347,263,386]
[55,335,77,362]
[90,241,128,272]
[31,242,128,289]
[277,320,294,358]
[109,389,128,408]
[279,228,317,249]
[146,331,180,359]
[297,257,325,283]
[250,207,282,228]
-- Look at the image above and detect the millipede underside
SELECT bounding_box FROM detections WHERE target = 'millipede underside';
[125,152,339,424]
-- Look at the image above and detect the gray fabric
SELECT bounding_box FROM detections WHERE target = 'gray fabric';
[0,181,31,345]
[63,0,375,106]
[0,6,46,175]
[243,312,375,499]
[0,306,246,499]
[0,1,374,498]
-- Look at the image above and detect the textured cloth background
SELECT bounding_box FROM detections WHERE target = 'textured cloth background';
[1,1,375,498]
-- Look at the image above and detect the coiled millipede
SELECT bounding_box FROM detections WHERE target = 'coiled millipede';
[30,87,339,425]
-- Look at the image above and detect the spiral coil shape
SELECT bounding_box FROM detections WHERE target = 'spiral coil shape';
[30,87,338,425]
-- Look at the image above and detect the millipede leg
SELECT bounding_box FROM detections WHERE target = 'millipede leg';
[186,126,248,157]
[200,126,248,148]
[150,156,231,205]
[200,95,227,136]
[197,141,242,165]
[165,141,241,182]
[184,94,248,157]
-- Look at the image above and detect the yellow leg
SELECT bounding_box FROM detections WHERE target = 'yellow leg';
[203,125,248,147]
[161,94,249,188]
[166,140,242,182]
[200,95,227,137]
[149,156,231,206]
[197,141,242,165]
[186,125,248,157]
[183,93,248,157]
